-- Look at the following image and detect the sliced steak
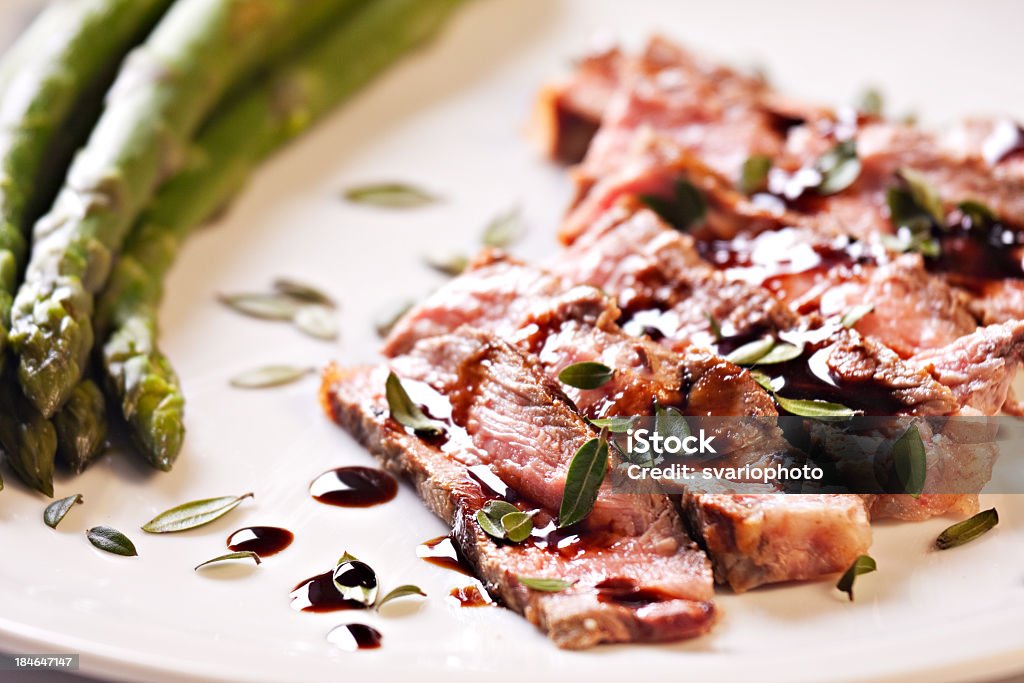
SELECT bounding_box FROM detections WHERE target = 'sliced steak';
[321,331,715,648]
[382,255,873,591]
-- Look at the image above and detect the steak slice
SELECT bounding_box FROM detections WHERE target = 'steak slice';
[546,37,1024,325]
[382,256,873,591]
[321,331,715,648]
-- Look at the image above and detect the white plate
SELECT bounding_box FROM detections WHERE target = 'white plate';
[2,1,1024,682]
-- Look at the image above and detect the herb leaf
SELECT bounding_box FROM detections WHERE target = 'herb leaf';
[558,361,614,390]
[195,551,261,571]
[856,88,883,116]
[749,370,776,393]
[816,140,861,195]
[705,311,723,340]
[588,416,634,433]
[142,493,254,534]
[481,207,525,249]
[87,526,138,556]
[230,365,313,389]
[476,500,521,541]
[756,341,804,365]
[559,436,609,528]
[640,178,707,232]
[774,394,858,419]
[344,182,437,208]
[376,585,426,609]
[892,424,926,498]
[935,508,998,550]
[423,250,469,276]
[375,300,414,338]
[724,337,775,365]
[739,155,772,195]
[273,278,336,308]
[385,372,441,435]
[500,511,535,543]
[44,494,83,529]
[841,304,875,328]
[293,305,338,341]
[517,576,575,593]
[219,293,301,321]
[897,168,944,222]
[836,554,876,601]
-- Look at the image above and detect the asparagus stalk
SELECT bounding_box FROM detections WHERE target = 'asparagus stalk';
[0,0,173,374]
[0,0,174,494]
[8,0,355,419]
[96,0,466,471]
[0,371,57,496]
[52,379,108,474]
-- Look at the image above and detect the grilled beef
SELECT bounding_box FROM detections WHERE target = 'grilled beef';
[321,331,715,648]
[383,254,873,591]
[542,36,1024,326]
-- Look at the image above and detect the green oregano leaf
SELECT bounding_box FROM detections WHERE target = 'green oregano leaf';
[724,337,775,365]
[589,417,634,433]
[44,494,83,529]
[935,508,998,550]
[558,436,609,528]
[385,372,441,436]
[87,526,138,557]
[639,178,707,232]
[517,576,575,592]
[142,493,254,533]
[558,361,614,390]
[774,395,858,419]
[816,140,861,195]
[229,365,313,389]
[836,554,876,601]
[481,207,526,249]
[376,585,426,610]
[273,278,336,308]
[841,304,875,328]
[756,341,804,365]
[739,154,772,194]
[195,551,261,571]
[892,424,927,498]
[500,511,535,543]
[344,182,438,208]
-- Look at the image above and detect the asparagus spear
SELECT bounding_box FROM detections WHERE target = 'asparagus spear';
[0,371,57,497]
[96,0,466,471]
[52,379,108,474]
[8,0,355,419]
[0,0,174,376]
[0,0,174,494]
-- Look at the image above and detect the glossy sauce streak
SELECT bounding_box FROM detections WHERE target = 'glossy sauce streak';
[326,623,382,651]
[290,570,367,613]
[310,466,398,507]
[417,535,472,576]
[448,585,492,607]
[595,578,673,607]
[226,526,293,557]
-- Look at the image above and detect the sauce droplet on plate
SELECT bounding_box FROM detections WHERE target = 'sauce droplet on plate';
[310,466,398,507]
[416,535,472,576]
[226,526,293,557]
[290,570,368,613]
[448,585,492,607]
[327,623,382,651]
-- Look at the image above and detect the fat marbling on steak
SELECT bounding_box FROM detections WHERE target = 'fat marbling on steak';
[321,330,715,648]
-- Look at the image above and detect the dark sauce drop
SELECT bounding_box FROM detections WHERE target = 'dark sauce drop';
[310,466,398,508]
[416,535,472,576]
[290,570,367,613]
[595,578,673,607]
[448,585,492,607]
[226,526,293,557]
[327,623,382,651]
